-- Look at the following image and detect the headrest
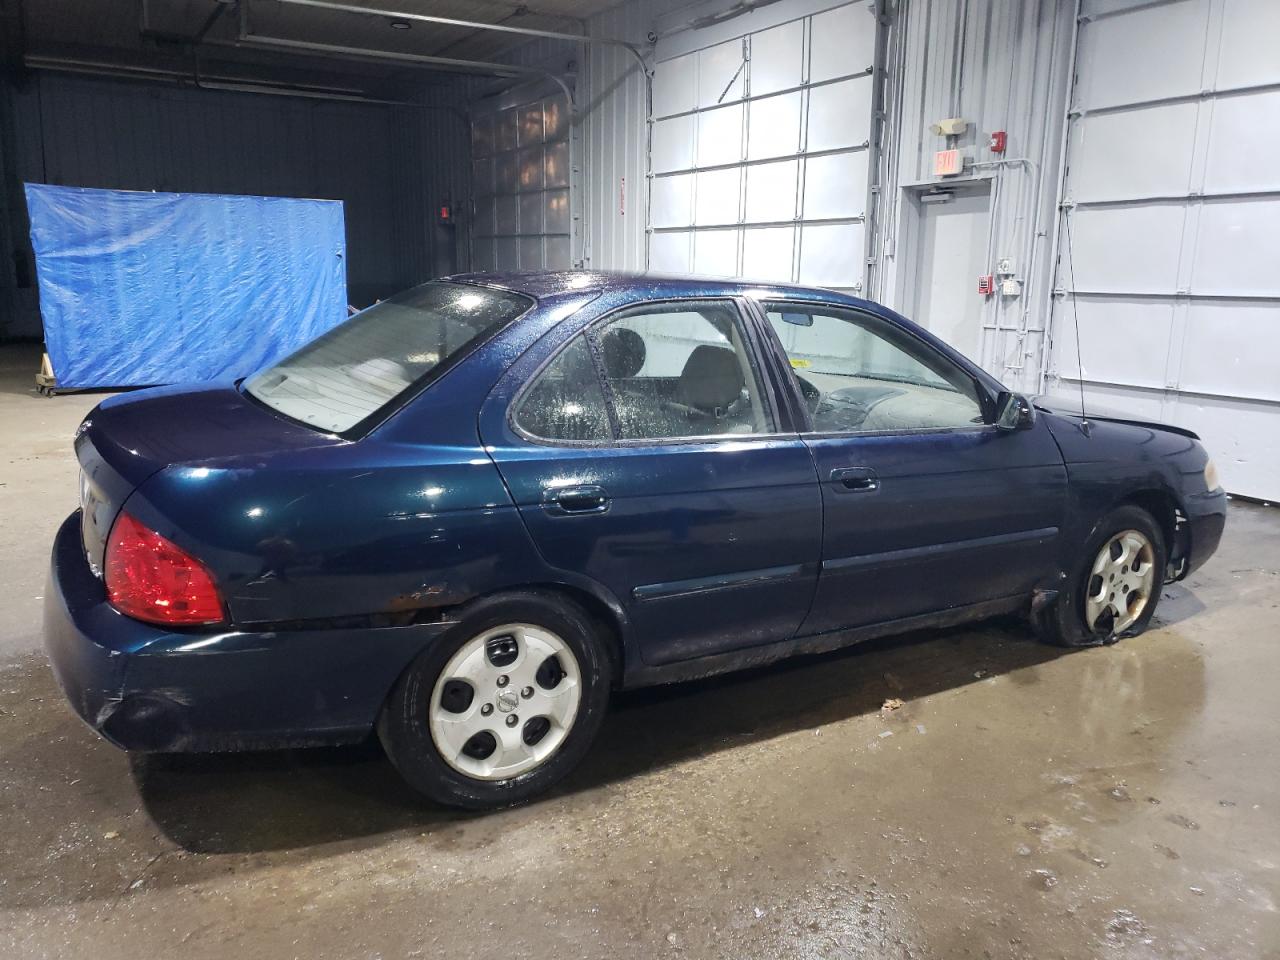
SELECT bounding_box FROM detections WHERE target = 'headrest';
[677,344,744,413]
[601,327,646,379]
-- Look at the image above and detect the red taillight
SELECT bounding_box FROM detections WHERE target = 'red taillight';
[104,512,225,625]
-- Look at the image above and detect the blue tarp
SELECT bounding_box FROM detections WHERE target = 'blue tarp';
[24,184,348,388]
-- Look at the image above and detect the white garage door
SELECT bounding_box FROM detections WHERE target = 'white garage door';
[1049,0,1280,500]
[471,91,573,273]
[647,1,880,292]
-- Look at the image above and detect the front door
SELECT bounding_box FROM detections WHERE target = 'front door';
[757,299,1067,635]
[480,297,822,666]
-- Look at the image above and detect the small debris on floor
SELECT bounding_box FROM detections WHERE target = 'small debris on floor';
[973,669,988,679]
[882,697,905,712]
[102,831,119,840]
[752,907,765,919]
[878,730,894,739]
[916,724,927,735]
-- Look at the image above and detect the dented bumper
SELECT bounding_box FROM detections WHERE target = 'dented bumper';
[44,512,454,752]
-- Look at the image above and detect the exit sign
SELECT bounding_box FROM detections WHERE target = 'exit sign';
[933,149,963,177]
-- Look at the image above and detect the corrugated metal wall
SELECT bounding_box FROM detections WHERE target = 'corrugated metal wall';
[0,71,472,340]
[876,0,1076,393]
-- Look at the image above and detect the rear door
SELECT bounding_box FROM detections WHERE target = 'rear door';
[480,297,822,666]
[755,299,1067,635]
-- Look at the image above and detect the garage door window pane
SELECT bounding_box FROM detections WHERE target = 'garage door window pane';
[598,302,773,439]
[764,304,982,434]
[515,334,611,442]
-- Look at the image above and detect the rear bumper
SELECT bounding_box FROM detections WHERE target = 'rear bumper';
[44,512,454,752]
[1177,488,1227,579]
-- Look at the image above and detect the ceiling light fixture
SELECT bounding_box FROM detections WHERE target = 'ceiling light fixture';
[388,19,411,30]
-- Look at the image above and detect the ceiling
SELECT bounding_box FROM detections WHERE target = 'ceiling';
[13,0,626,100]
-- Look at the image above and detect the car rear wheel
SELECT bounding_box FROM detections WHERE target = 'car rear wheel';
[378,591,611,809]
[1035,505,1167,647]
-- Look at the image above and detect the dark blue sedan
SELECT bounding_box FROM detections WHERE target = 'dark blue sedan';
[45,272,1226,808]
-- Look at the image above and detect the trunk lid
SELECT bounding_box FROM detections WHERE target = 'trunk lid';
[75,383,343,576]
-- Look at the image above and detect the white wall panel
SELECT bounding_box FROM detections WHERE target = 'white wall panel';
[742,226,795,281]
[1068,206,1185,293]
[694,168,742,224]
[651,231,693,273]
[1069,104,1196,202]
[651,174,694,228]
[745,160,799,223]
[1180,302,1280,403]
[810,4,877,81]
[1074,0,1209,110]
[1190,199,1280,296]
[799,223,863,286]
[746,93,803,161]
[806,79,873,152]
[1203,90,1280,193]
[803,152,868,220]
[750,20,806,96]
[696,104,745,167]
[1051,298,1175,389]
[1218,0,1280,88]
[652,53,697,117]
[652,115,695,173]
[692,229,739,276]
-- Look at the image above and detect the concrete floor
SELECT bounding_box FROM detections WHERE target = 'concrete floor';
[1,341,1278,959]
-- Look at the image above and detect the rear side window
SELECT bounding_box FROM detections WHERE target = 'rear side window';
[513,335,611,442]
[244,282,531,434]
[513,300,774,444]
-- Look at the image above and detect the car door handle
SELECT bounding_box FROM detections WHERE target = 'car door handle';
[830,466,879,492]
[544,484,611,516]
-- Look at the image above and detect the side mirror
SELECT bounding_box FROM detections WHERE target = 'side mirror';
[995,391,1035,431]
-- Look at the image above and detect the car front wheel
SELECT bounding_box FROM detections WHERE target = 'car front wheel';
[1036,504,1167,647]
[378,591,611,809]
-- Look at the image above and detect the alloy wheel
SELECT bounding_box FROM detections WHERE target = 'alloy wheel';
[1084,529,1157,638]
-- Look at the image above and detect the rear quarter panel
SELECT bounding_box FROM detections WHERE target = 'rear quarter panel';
[128,441,543,624]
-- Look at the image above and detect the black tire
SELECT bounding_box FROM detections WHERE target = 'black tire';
[377,590,612,809]
[1035,504,1167,648]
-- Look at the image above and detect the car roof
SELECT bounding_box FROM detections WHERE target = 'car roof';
[443,269,878,311]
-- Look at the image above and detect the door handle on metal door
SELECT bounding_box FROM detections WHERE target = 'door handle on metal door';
[544,484,611,516]
[830,466,879,492]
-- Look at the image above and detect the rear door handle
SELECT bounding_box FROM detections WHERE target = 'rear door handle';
[544,484,611,516]
[830,466,879,492]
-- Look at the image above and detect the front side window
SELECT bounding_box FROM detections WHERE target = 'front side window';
[244,282,531,433]
[514,300,774,443]
[763,303,984,434]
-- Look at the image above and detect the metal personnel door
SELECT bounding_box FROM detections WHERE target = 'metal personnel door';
[647,1,882,294]
[1048,0,1280,500]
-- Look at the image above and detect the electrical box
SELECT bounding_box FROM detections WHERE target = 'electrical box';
[1000,277,1023,298]
[933,149,963,177]
[996,257,1015,276]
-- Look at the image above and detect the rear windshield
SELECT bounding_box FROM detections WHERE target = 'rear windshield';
[243,281,532,434]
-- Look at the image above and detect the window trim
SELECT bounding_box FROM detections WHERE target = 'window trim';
[749,298,999,438]
[508,295,790,448]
